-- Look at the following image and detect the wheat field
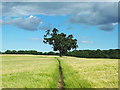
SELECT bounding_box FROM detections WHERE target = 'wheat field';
[1,55,118,88]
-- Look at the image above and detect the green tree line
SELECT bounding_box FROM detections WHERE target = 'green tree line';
[1,50,58,55]
[67,49,120,59]
[1,49,120,59]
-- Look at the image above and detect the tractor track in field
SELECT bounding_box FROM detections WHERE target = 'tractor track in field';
[56,58,64,89]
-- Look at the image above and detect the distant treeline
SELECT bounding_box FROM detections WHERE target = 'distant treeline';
[67,49,120,59]
[0,49,120,59]
[0,50,59,55]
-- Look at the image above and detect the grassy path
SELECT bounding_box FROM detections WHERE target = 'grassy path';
[55,58,64,89]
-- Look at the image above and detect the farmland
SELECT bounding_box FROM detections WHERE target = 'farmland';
[1,55,118,88]
[2,55,59,88]
[60,57,118,88]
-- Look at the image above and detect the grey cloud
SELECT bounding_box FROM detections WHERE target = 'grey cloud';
[2,2,118,31]
[39,24,53,30]
[2,2,74,16]
[2,0,119,2]
[2,16,42,30]
[69,2,118,30]
[99,23,114,31]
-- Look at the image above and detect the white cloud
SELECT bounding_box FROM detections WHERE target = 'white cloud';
[112,23,118,26]
[2,2,118,31]
[29,15,34,18]
[2,16,42,30]
[80,41,94,44]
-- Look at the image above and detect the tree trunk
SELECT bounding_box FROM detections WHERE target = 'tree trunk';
[59,50,62,57]
[60,54,62,57]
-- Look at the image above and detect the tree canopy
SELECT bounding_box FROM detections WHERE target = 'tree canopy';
[43,28,78,57]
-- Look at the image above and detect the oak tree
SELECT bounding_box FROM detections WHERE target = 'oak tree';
[43,28,78,57]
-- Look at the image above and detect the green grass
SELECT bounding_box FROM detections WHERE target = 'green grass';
[60,56,118,88]
[1,55,118,88]
[2,55,59,88]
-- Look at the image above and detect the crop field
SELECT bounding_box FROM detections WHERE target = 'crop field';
[2,55,59,88]
[1,55,118,88]
[60,57,118,88]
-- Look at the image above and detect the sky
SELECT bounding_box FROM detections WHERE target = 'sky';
[0,2,118,52]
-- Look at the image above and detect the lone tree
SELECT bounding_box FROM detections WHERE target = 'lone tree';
[43,28,78,57]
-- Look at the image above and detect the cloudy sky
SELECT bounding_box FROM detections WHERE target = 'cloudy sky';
[1,2,118,52]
